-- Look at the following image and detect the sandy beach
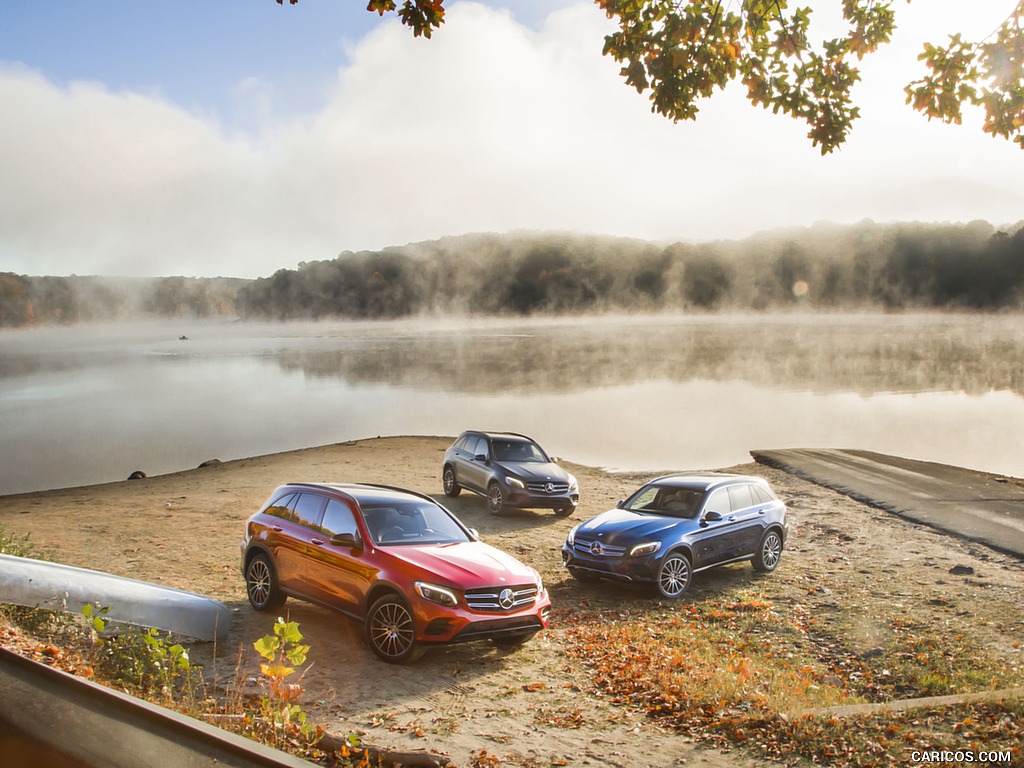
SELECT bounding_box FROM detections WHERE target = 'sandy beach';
[2,436,1023,767]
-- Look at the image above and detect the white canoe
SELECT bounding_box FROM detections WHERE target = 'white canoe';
[0,553,230,642]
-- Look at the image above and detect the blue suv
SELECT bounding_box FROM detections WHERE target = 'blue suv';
[562,473,787,598]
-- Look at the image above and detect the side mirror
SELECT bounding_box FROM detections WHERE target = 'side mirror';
[615,499,625,509]
[474,453,488,463]
[331,532,360,549]
[702,511,723,525]
[468,528,480,541]
[549,456,560,463]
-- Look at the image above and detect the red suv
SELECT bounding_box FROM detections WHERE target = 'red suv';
[241,482,551,662]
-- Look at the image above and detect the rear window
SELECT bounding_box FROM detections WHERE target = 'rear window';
[292,493,326,528]
[261,492,324,528]
[727,484,755,511]
[264,493,296,520]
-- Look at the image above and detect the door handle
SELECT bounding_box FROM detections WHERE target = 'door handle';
[271,526,283,532]
[311,538,324,546]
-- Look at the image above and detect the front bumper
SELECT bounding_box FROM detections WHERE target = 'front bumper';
[411,589,552,645]
[561,544,658,584]
[505,489,579,511]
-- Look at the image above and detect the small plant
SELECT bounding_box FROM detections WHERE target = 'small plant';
[81,602,111,634]
[84,603,203,709]
[251,617,318,750]
[0,524,49,561]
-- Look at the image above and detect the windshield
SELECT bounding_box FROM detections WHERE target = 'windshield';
[360,500,471,546]
[623,485,704,519]
[492,439,548,463]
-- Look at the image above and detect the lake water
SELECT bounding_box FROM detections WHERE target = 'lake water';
[1,313,1023,496]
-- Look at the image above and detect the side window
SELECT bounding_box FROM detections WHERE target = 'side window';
[320,498,357,538]
[264,493,295,520]
[751,485,775,504]
[472,436,489,458]
[455,435,470,451]
[704,488,730,516]
[727,484,755,512]
[291,493,326,529]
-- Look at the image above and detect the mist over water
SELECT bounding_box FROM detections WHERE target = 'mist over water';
[1,313,1023,496]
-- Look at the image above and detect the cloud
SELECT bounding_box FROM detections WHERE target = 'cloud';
[0,1,1021,279]
[0,64,272,277]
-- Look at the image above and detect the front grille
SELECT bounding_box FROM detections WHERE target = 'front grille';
[572,539,626,558]
[465,584,538,612]
[526,482,570,495]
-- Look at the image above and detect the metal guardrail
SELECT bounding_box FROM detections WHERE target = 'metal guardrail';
[0,646,314,768]
[0,553,231,642]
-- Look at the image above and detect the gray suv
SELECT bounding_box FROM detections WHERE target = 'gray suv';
[443,431,579,516]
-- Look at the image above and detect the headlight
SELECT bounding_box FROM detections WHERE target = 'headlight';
[630,541,662,557]
[567,474,578,491]
[506,476,525,489]
[566,524,579,547]
[531,568,546,597]
[415,582,458,607]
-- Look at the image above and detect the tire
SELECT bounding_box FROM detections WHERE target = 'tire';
[554,503,574,517]
[365,595,422,663]
[493,631,537,648]
[487,482,504,515]
[656,551,692,599]
[753,529,784,573]
[245,553,287,612]
[442,465,461,497]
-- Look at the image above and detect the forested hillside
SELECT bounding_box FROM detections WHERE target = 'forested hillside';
[3,220,1022,328]
[236,220,1024,320]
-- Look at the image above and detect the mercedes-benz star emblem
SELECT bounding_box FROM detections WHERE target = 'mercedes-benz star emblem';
[545,482,555,494]
[499,588,515,610]
[589,541,603,556]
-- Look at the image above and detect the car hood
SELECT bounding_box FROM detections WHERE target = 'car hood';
[391,541,539,588]
[495,461,570,483]
[574,509,687,544]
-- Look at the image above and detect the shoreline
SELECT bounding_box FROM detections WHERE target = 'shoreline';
[3,436,1023,768]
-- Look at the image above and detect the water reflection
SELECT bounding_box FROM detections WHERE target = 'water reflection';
[1,314,1022,496]
[266,313,1024,397]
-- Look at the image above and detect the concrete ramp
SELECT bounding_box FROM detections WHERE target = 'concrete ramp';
[750,449,1024,560]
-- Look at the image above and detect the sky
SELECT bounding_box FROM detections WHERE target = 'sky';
[1,0,1021,279]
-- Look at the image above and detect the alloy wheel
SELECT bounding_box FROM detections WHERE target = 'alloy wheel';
[757,531,783,572]
[657,553,691,598]
[368,599,416,661]
[487,484,503,515]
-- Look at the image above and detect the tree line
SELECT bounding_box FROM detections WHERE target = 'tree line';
[0,275,245,327]
[2,220,1022,328]
[235,221,1024,320]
